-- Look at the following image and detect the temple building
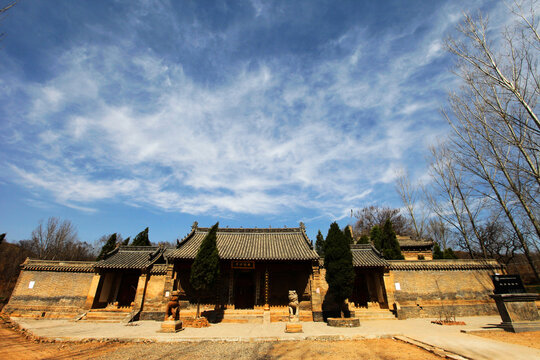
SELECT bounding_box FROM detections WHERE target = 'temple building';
[397,235,434,260]
[4,222,503,323]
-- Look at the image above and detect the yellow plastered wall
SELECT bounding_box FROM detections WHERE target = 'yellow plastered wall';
[390,269,498,318]
[5,270,94,318]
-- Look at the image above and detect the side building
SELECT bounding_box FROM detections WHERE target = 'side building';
[3,223,503,322]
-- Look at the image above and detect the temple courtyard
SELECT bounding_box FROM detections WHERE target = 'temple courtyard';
[2,315,540,360]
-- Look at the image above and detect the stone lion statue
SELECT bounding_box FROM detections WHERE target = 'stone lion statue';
[288,290,299,321]
[164,291,180,321]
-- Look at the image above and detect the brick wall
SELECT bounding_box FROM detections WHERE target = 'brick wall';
[140,274,167,320]
[4,270,94,318]
[388,269,498,319]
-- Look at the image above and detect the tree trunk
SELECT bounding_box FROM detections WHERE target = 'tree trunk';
[196,298,200,319]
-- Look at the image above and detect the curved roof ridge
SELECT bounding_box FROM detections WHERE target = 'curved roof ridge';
[299,222,315,250]
[196,227,303,233]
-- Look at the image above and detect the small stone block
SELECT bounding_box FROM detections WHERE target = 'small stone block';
[160,320,183,333]
[285,323,303,333]
[327,318,360,327]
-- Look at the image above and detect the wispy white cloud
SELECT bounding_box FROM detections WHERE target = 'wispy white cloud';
[0,0,507,221]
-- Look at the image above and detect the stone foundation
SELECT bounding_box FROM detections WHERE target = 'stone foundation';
[327,318,360,327]
[160,320,183,333]
[491,293,540,332]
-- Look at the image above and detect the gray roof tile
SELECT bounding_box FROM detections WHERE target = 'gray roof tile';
[22,259,95,272]
[397,235,434,248]
[95,246,165,270]
[350,244,389,268]
[389,259,503,271]
[167,226,318,261]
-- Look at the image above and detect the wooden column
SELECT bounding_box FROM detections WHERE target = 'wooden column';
[264,266,270,310]
[228,271,234,306]
[255,270,261,305]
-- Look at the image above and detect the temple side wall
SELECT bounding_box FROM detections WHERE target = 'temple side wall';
[4,270,94,318]
[387,269,498,319]
[140,274,167,320]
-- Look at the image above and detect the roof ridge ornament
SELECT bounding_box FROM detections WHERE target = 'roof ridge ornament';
[191,221,198,231]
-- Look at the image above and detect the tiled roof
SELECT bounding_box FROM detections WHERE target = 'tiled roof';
[95,246,165,270]
[389,259,503,271]
[397,235,434,248]
[350,244,389,268]
[167,224,318,261]
[396,235,433,249]
[150,264,169,275]
[21,259,95,272]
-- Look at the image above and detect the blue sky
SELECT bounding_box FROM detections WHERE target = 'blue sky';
[0,0,506,245]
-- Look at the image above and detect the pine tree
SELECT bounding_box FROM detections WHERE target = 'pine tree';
[433,243,444,259]
[370,225,383,251]
[0,233,5,244]
[122,237,130,246]
[344,226,354,244]
[358,235,370,244]
[131,228,150,246]
[324,222,354,318]
[190,222,220,318]
[443,247,458,259]
[96,233,117,261]
[315,230,325,257]
[381,219,404,260]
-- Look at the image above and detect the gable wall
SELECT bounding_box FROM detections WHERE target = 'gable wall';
[4,270,94,318]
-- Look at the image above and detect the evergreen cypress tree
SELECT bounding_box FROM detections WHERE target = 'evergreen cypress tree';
[344,226,354,244]
[324,222,354,318]
[0,233,5,244]
[370,225,383,251]
[315,230,325,257]
[190,222,220,318]
[97,233,117,261]
[122,237,130,246]
[132,228,150,246]
[443,247,458,259]
[381,219,404,260]
[357,235,370,244]
[433,243,444,259]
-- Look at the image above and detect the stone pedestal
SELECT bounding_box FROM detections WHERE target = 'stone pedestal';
[327,317,360,327]
[490,293,540,333]
[285,323,303,333]
[160,320,183,333]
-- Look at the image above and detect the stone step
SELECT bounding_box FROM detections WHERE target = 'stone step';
[84,311,131,322]
[352,310,396,320]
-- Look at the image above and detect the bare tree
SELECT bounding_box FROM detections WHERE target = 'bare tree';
[441,2,540,280]
[427,218,452,251]
[395,169,427,239]
[19,217,95,261]
[353,206,411,237]
[0,1,18,43]
[478,213,521,266]
[425,144,485,258]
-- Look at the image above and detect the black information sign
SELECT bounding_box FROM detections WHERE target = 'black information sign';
[491,274,526,294]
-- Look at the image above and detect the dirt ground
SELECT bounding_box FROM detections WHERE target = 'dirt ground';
[0,327,127,360]
[0,323,440,360]
[469,330,540,350]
